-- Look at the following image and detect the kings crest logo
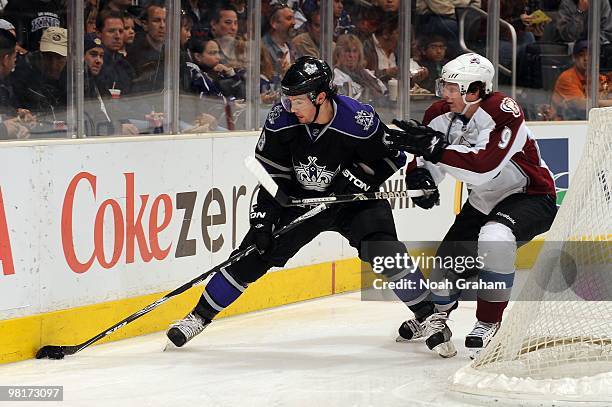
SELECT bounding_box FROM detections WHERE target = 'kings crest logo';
[294,157,338,191]
[355,110,374,131]
[304,62,318,75]
[267,105,283,124]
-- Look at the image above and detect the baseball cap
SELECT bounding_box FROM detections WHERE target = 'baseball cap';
[40,27,68,56]
[84,33,103,53]
[0,19,15,31]
[573,40,588,56]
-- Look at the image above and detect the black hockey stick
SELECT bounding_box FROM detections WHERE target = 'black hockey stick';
[36,202,328,360]
[245,156,433,206]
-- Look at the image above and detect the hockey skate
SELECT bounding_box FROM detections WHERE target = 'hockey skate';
[397,312,456,358]
[166,311,211,347]
[465,320,500,359]
[422,312,457,358]
[396,302,457,343]
[396,318,425,342]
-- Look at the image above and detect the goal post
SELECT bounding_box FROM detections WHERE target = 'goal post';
[450,107,612,403]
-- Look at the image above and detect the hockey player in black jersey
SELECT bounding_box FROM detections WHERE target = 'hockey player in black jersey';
[166,56,454,356]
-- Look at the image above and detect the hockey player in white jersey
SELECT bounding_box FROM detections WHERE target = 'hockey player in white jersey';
[386,53,557,358]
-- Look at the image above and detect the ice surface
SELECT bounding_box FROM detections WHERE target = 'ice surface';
[0,293,491,407]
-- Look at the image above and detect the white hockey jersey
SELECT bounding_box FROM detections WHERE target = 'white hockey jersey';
[406,92,556,214]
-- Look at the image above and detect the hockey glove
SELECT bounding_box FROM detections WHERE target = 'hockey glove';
[250,205,280,256]
[386,119,448,163]
[405,168,440,209]
[330,163,379,195]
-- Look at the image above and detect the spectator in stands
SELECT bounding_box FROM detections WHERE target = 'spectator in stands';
[180,14,195,93]
[181,13,193,50]
[260,43,281,105]
[2,0,66,52]
[11,27,67,128]
[85,3,98,34]
[363,14,399,83]
[210,3,247,71]
[188,38,244,100]
[182,37,241,130]
[557,0,612,44]
[479,0,545,72]
[83,33,139,136]
[181,0,211,41]
[127,2,166,95]
[0,19,27,56]
[101,0,133,13]
[377,0,400,12]
[415,0,481,59]
[120,14,136,56]
[552,40,612,120]
[0,29,31,140]
[353,4,384,43]
[292,8,321,58]
[415,34,449,92]
[334,0,354,38]
[333,33,386,101]
[96,10,135,96]
[262,3,296,79]
[230,0,248,38]
[409,25,429,85]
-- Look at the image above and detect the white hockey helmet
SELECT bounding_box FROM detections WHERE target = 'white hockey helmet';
[436,53,495,97]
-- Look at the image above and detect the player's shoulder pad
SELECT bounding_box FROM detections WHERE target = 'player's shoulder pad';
[479,92,524,123]
[264,103,300,132]
[422,99,450,125]
[329,95,380,138]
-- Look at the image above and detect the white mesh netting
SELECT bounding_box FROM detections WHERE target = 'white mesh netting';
[450,107,612,402]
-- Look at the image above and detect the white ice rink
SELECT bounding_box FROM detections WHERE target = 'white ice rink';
[0,292,497,407]
[6,290,603,407]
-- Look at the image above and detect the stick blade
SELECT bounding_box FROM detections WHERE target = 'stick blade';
[36,345,66,360]
[244,156,289,205]
[244,156,278,195]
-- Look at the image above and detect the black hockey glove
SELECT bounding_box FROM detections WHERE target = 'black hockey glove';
[330,163,379,195]
[386,119,448,163]
[405,168,440,210]
[250,204,280,256]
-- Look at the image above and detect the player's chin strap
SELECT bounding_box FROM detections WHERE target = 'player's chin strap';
[309,100,323,124]
[460,94,482,115]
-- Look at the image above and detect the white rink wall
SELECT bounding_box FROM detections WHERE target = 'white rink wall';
[0,123,587,320]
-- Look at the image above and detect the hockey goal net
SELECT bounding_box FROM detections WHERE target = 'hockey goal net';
[450,107,612,403]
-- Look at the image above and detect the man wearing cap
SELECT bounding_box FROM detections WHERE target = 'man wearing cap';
[552,40,612,120]
[11,26,67,127]
[83,33,139,137]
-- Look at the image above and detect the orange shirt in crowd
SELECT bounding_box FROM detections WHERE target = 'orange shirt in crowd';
[551,66,586,114]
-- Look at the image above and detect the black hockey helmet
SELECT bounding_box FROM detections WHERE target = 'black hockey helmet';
[280,56,337,102]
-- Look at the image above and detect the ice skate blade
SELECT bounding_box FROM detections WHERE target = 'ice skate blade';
[432,341,457,358]
[163,341,179,352]
[468,347,481,360]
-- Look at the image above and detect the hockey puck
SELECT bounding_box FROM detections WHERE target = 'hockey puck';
[36,346,65,360]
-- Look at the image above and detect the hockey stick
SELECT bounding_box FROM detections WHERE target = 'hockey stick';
[245,156,432,206]
[36,202,328,360]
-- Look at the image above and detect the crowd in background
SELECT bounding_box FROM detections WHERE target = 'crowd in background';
[0,0,611,139]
